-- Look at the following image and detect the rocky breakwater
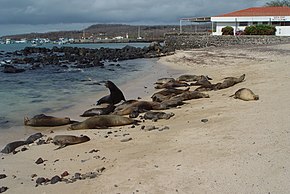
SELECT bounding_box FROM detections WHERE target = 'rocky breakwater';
[0,42,174,73]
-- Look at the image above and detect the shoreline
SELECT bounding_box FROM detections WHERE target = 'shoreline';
[0,57,185,147]
[1,43,290,193]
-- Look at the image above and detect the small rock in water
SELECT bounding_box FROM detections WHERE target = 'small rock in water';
[0,174,7,179]
[50,175,61,184]
[0,186,8,193]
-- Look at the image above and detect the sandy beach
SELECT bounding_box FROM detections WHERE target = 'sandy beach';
[1,43,290,194]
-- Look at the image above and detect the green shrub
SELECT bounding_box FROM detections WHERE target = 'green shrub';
[222,26,234,35]
[244,25,276,35]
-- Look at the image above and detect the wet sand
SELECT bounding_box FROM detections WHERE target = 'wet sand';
[1,43,290,194]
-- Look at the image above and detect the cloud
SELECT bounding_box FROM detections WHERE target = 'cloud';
[0,0,268,25]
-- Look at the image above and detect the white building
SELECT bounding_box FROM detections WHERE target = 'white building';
[211,6,290,36]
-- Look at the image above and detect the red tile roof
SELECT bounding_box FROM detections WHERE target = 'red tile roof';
[216,6,290,17]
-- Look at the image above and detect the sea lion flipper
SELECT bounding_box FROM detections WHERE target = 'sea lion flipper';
[54,144,67,150]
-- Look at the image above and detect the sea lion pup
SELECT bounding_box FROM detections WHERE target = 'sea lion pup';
[155,78,175,85]
[170,91,209,101]
[68,115,134,130]
[1,133,43,154]
[177,74,212,82]
[24,114,72,127]
[97,80,126,105]
[143,111,175,121]
[53,135,90,149]
[214,74,245,90]
[113,101,164,115]
[151,88,190,102]
[230,88,259,101]
[80,104,115,117]
[154,80,189,89]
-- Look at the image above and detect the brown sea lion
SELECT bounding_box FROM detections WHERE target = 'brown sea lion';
[195,74,245,91]
[154,80,189,89]
[215,74,245,90]
[112,101,163,115]
[151,88,190,102]
[155,78,175,85]
[97,80,126,105]
[143,111,175,121]
[68,115,134,130]
[24,114,72,127]
[177,75,212,82]
[53,135,90,149]
[190,75,212,87]
[80,105,115,117]
[230,88,259,101]
[170,91,209,101]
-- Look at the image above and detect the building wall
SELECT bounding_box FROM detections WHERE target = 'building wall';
[164,33,290,50]
[211,16,290,36]
[276,26,290,36]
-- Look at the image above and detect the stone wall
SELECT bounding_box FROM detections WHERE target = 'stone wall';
[164,32,290,50]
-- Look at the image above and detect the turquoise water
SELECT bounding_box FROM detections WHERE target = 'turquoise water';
[0,43,153,129]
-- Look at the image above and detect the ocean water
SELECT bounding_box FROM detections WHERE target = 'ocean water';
[0,42,153,129]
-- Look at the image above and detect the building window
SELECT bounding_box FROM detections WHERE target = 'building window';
[253,22,258,25]
[262,22,269,25]
[239,22,248,26]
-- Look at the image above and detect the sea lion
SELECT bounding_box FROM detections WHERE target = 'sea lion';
[112,101,163,115]
[170,91,209,101]
[151,88,189,102]
[1,133,43,154]
[190,75,212,87]
[154,80,189,89]
[195,74,245,91]
[53,135,90,149]
[24,114,72,127]
[68,115,134,130]
[143,111,175,121]
[177,75,212,82]
[155,78,175,85]
[80,105,115,117]
[97,80,126,105]
[215,74,245,90]
[230,88,259,101]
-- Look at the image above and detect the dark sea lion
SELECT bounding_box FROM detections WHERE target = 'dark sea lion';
[97,80,126,105]
[160,98,184,109]
[190,75,212,87]
[53,135,90,149]
[113,101,163,115]
[215,74,245,90]
[1,133,43,154]
[151,88,189,102]
[155,78,175,85]
[1,141,27,154]
[195,74,245,91]
[24,114,72,127]
[171,91,209,101]
[68,115,134,130]
[154,80,189,89]
[230,88,259,101]
[80,105,115,117]
[114,100,139,112]
[177,75,212,82]
[144,111,175,121]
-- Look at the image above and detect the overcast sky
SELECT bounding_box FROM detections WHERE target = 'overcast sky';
[0,0,269,36]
